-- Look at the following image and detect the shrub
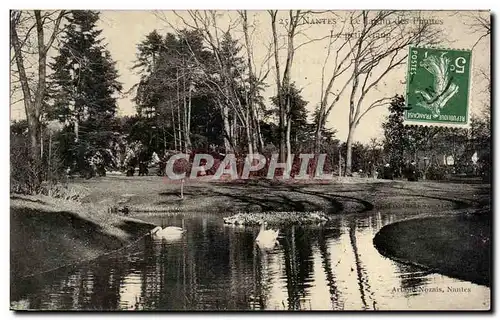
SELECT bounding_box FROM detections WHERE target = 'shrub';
[11,126,68,194]
[40,183,85,201]
[425,165,450,181]
[10,135,43,194]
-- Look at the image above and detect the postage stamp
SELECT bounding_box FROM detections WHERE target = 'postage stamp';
[405,46,472,127]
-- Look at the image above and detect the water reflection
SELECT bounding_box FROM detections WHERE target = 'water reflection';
[11,211,490,311]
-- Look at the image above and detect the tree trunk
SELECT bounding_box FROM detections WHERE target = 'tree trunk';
[251,114,259,152]
[35,12,47,155]
[182,70,187,152]
[172,104,177,151]
[286,114,292,173]
[282,12,297,163]
[314,118,323,154]
[163,128,167,151]
[184,83,192,152]
[74,118,79,142]
[11,10,65,189]
[338,144,342,177]
[176,71,183,152]
[245,104,254,155]
[345,126,356,176]
[253,109,264,152]
[40,125,44,159]
[241,11,257,154]
[48,132,52,182]
[279,112,286,162]
[345,55,360,177]
[221,103,232,153]
[232,116,237,151]
[246,124,254,155]
[29,116,42,185]
[11,12,43,188]
[256,119,264,151]
[270,12,286,162]
[314,88,328,154]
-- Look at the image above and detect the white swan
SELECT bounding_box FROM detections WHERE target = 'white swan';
[256,221,279,249]
[150,225,186,241]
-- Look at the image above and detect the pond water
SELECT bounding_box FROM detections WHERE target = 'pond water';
[11,211,490,311]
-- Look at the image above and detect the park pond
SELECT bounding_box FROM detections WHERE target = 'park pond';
[11,210,490,311]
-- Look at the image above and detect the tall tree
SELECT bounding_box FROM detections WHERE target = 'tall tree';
[382,95,409,177]
[270,83,312,151]
[158,11,260,154]
[269,10,332,163]
[10,10,67,188]
[133,29,215,153]
[269,10,298,164]
[133,31,178,151]
[314,12,355,153]
[50,10,122,170]
[343,11,439,175]
[238,10,271,153]
[133,30,165,118]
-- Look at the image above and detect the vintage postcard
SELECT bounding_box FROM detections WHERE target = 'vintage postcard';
[10,9,491,311]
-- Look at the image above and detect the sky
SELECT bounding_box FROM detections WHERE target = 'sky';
[10,10,491,143]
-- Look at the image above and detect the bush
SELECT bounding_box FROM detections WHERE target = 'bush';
[11,127,68,194]
[425,165,450,181]
[39,183,85,201]
[10,135,43,194]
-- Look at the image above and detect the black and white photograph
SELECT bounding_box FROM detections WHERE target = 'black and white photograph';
[9,8,491,311]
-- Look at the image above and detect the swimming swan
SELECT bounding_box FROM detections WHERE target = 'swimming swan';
[150,225,186,240]
[256,221,279,248]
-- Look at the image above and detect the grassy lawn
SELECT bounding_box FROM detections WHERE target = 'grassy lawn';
[70,175,490,215]
[373,214,491,287]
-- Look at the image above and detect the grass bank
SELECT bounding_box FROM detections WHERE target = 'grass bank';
[72,176,490,215]
[10,194,155,282]
[373,213,491,287]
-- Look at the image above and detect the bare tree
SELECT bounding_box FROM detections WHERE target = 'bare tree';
[269,10,288,163]
[314,12,357,153]
[465,12,491,50]
[269,10,304,165]
[340,11,439,175]
[158,10,330,157]
[238,10,272,153]
[269,10,331,164]
[466,11,491,117]
[10,10,67,187]
[158,10,257,154]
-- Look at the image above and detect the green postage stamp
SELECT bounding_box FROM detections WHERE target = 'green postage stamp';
[405,46,472,127]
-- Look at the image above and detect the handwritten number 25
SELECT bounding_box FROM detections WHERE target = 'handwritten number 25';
[279,18,289,25]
